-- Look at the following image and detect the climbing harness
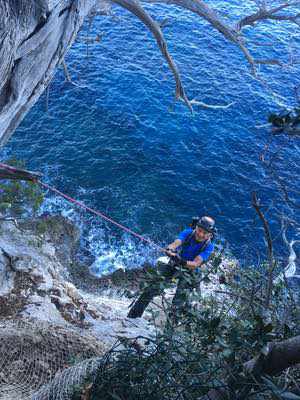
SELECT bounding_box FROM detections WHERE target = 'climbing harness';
[0,162,165,253]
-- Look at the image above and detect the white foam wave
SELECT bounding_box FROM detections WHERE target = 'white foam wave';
[40,190,158,277]
[87,223,158,277]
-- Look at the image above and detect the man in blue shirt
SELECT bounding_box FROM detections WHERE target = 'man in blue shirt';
[127,216,215,319]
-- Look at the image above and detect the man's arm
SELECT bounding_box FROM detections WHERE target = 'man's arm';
[165,239,182,254]
[186,255,203,271]
[186,243,214,270]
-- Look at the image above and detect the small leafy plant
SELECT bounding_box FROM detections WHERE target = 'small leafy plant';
[0,158,44,216]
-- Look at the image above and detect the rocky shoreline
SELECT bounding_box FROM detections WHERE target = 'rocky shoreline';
[0,215,156,346]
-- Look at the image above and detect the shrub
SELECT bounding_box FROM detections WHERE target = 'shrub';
[0,158,44,216]
[71,264,300,400]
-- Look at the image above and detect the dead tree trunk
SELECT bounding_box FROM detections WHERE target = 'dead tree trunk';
[200,335,300,400]
[0,0,99,146]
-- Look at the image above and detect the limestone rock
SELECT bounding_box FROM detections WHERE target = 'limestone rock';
[0,215,155,347]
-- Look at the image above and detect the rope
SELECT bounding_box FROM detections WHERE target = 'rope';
[0,162,166,252]
[38,181,165,252]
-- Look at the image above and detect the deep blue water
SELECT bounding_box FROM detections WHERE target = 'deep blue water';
[2,2,300,274]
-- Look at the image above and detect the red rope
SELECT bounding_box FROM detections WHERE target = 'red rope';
[0,162,166,252]
[38,181,165,252]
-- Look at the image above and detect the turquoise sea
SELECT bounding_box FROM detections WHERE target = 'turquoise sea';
[2,2,300,275]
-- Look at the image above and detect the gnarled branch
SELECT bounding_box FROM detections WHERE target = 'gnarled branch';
[200,335,300,400]
[111,0,192,110]
[237,1,300,30]
[251,191,275,309]
[141,0,257,72]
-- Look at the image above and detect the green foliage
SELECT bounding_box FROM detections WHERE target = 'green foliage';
[0,158,44,216]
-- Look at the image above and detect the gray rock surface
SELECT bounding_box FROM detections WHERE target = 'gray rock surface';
[0,215,155,347]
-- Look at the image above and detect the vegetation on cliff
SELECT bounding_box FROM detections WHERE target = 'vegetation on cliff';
[68,262,300,400]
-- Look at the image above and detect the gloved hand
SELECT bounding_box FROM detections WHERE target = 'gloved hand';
[165,247,177,257]
[170,253,187,267]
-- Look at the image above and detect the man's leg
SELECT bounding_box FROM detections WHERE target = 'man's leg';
[127,261,176,318]
[170,270,200,321]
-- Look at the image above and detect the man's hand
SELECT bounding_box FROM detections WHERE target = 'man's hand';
[165,247,177,257]
[170,253,187,267]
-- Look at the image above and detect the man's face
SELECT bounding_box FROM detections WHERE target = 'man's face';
[195,225,210,241]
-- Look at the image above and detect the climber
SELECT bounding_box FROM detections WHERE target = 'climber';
[127,216,216,319]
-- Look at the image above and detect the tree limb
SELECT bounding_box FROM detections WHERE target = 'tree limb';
[199,335,300,400]
[245,335,300,376]
[0,162,42,182]
[251,192,275,309]
[111,0,192,110]
[141,0,257,73]
[237,1,300,30]
[190,99,235,109]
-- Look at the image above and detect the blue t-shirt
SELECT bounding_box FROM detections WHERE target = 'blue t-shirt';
[178,228,214,262]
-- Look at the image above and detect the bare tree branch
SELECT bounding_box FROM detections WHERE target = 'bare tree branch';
[61,58,88,88]
[190,100,235,109]
[237,1,300,30]
[200,335,300,400]
[259,136,300,208]
[111,0,193,110]
[251,192,275,309]
[0,162,42,182]
[141,0,257,73]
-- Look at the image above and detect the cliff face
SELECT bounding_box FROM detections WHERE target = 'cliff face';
[0,215,152,341]
[0,211,233,337]
[0,214,158,398]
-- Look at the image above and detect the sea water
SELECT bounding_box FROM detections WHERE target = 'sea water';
[2,2,300,275]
